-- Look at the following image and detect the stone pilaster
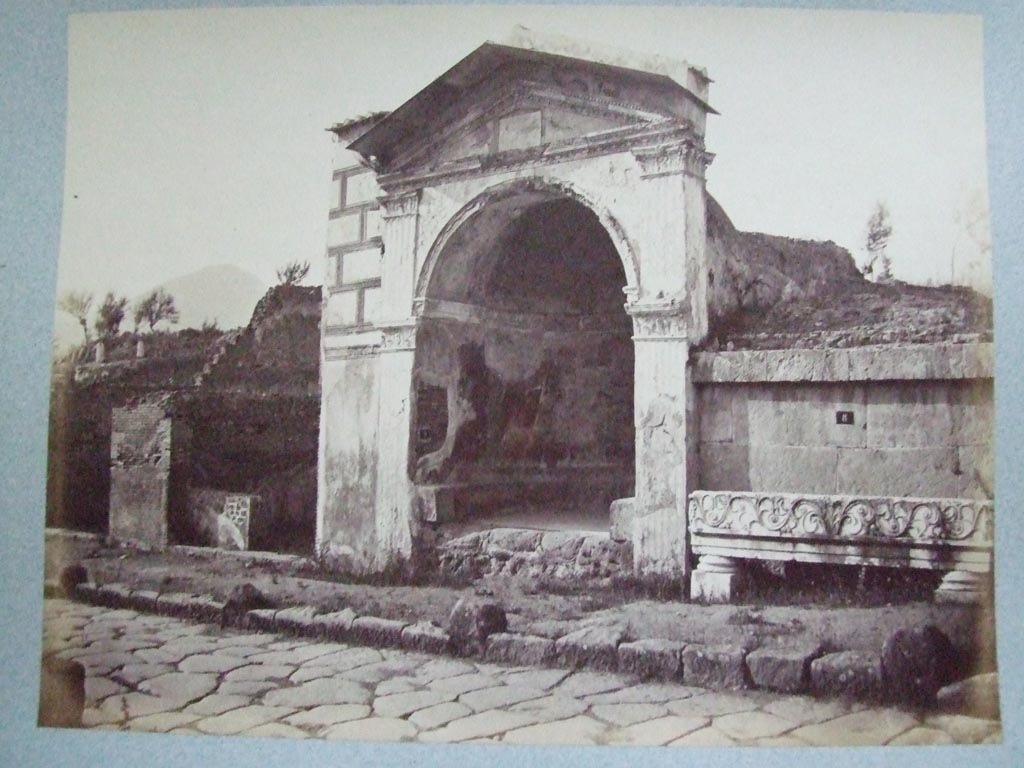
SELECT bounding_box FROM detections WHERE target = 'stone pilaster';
[378,190,421,324]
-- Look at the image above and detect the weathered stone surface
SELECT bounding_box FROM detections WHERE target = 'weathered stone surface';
[609,497,635,542]
[408,701,473,731]
[284,704,372,729]
[350,616,408,648]
[183,694,251,717]
[746,642,822,693]
[137,672,218,704]
[322,717,418,742]
[935,672,1000,720]
[484,633,556,667]
[610,714,710,746]
[241,608,279,632]
[447,598,507,656]
[223,663,295,682]
[881,624,960,704]
[923,713,1001,743]
[126,711,200,733]
[504,714,608,745]
[418,710,538,743]
[38,656,85,728]
[810,651,882,700]
[681,643,750,690]
[553,671,629,698]
[509,694,589,722]
[246,722,310,739]
[667,690,760,717]
[97,583,133,608]
[112,663,174,685]
[714,710,797,740]
[554,625,625,671]
[274,606,320,634]
[195,705,297,735]
[179,654,250,674]
[669,725,737,746]
[263,677,371,708]
[401,622,451,655]
[458,684,546,713]
[617,638,685,680]
[791,708,918,746]
[591,702,669,727]
[311,608,358,641]
[373,689,453,719]
[502,668,570,690]
[889,727,955,746]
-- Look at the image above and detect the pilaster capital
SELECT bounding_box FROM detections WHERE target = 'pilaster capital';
[380,189,421,220]
[632,138,714,180]
[626,300,691,341]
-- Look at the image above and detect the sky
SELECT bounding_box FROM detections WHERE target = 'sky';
[55,4,992,318]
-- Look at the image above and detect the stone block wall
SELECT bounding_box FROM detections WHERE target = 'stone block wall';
[694,344,994,500]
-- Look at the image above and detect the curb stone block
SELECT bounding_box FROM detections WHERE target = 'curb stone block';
[485,633,557,667]
[131,590,160,613]
[59,564,89,598]
[554,625,625,671]
[810,651,882,700]
[352,616,408,648]
[746,642,823,693]
[618,639,686,680]
[682,644,751,690]
[274,606,320,634]
[97,583,132,608]
[401,622,453,655]
[156,592,195,618]
[242,608,279,632]
[72,582,100,603]
[312,608,359,641]
[187,595,226,623]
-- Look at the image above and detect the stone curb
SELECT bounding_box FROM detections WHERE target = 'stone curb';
[63,581,959,706]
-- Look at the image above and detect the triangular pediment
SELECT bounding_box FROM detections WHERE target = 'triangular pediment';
[348,42,715,177]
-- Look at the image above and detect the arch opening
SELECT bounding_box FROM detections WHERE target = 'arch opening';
[412,189,635,533]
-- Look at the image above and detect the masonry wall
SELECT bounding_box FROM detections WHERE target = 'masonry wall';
[694,344,994,500]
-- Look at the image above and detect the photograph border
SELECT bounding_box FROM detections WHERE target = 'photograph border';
[2,1,1021,766]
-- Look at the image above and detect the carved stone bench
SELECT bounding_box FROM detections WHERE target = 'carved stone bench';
[687,491,994,604]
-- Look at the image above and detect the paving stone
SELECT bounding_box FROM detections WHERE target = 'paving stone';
[285,704,372,730]
[810,651,883,700]
[339,659,422,685]
[415,658,477,681]
[183,694,252,717]
[223,663,295,682]
[669,726,737,746]
[178,654,250,674]
[116,692,183,720]
[617,639,685,680]
[682,644,750,690]
[610,715,710,746]
[459,684,547,713]
[322,717,418,742]
[195,705,297,735]
[137,672,218,703]
[84,677,127,703]
[714,711,798,740]
[508,694,589,723]
[126,711,200,733]
[936,673,1000,720]
[245,645,336,666]
[667,691,761,717]
[591,702,669,727]
[791,708,919,746]
[374,689,454,718]
[585,682,700,705]
[408,701,474,731]
[85,637,158,654]
[418,710,539,742]
[552,671,631,698]
[112,663,174,686]
[554,625,625,671]
[263,676,372,708]
[761,694,859,725]
[889,726,956,745]
[134,647,192,665]
[217,681,277,697]
[428,672,500,695]
[305,647,383,671]
[753,735,809,746]
[246,722,310,739]
[502,668,571,690]
[374,676,419,696]
[289,666,336,684]
[922,713,1001,743]
[503,714,609,745]
[401,622,452,655]
[82,706,122,727]
[351,616,408,648]
[745,642,822,693]
[311,609,359,641]
[484,633,556,667]
[68,650,136,670]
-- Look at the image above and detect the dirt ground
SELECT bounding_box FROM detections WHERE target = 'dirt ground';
[43,534,996,670]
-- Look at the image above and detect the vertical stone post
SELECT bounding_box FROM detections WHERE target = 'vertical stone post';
[628,304,693,577]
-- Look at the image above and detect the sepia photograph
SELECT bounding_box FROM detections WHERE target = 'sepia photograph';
[27,1,1004,755]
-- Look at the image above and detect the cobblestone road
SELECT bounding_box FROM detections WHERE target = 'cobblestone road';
[43,599,1000,747]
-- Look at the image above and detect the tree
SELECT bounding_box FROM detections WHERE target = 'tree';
[276,259,310,285]
[133,288,180,332]
[862,202,894,283]
[95,292,129,339]
[58,291,93,344]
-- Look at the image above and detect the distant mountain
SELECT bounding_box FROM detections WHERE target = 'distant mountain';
[149,264,269,332]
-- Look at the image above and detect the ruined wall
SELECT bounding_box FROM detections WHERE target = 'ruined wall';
[694,344,994,499]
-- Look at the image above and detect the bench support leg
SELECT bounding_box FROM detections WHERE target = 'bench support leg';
[690,555,742,603]
[935,570,988,604]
